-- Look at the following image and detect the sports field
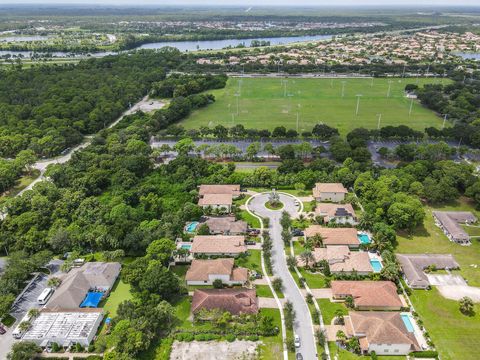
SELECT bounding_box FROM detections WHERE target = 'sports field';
[180,77,449,135]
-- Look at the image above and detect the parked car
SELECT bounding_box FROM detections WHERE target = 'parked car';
[294,200,300,206]
[292,229,304,237]
[245,240,256,245]
[296,353,303,360]
[294,334,301,348]
[248,230,260,236]
[253,272,263,279]
[0,325,6,335]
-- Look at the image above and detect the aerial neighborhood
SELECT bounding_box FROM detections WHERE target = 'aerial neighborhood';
[1,4,480,360]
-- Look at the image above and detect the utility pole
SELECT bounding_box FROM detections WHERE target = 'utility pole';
[377,113,382,129]
[409,98,414,116]
[341,81,346,97]
[355,94,362,116]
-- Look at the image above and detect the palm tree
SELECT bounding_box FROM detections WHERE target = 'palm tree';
[47,277,61,288]
[459,296,475,316]
[28,309,40,319]
[336,330,346,344]
[286,255,297,270]
[310,234,324,248]
[18,321,31,333]
[299,250,315,268]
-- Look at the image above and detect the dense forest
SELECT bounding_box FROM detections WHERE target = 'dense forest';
[0,48,182,159]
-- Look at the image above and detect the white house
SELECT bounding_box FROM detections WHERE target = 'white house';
[313,183,348,203]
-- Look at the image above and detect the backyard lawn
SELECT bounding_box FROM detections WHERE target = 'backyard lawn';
[101,279,133,318]
[180,77,448,135]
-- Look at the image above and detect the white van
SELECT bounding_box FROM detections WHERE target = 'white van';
[12,313,32,339]
[37,287,54,305]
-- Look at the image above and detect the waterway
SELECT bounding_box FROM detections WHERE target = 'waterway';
[455,52,480,60]
[0,34,331,59]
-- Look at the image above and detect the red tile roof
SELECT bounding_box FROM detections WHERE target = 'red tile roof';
[191,288,258,315]
[304,226,360,246]
[331,281,403,309]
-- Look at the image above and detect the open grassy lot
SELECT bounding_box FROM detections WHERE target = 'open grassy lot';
[181,77,448,135]
[256,284,284,298]
[409,288,479,360]
[258,308,284,360]
[396,197,480,286]
[396,197,480,360]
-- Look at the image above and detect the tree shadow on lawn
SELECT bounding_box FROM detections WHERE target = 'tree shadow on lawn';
[397,224,430,240]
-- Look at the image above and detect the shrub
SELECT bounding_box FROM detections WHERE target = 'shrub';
[412,350,439,358]
[247,335,259,341]
[213,279,223,289]
[225,334,236,342]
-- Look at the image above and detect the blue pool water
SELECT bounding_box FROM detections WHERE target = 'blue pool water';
[370,259,383,272]
[357,233,371,244]
[181,244,192,250]
[185,221,199,233]
[401,314,415,332]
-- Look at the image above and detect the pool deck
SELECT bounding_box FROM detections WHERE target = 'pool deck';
[401,312,429,350]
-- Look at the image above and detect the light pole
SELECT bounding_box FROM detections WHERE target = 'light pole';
[377,113,382,129]
[408,98,414,116]
[234,92,240,115]
[341,81,346,97]
[355,94,362,116]
[387,80,393,98]
[442,114,448,129]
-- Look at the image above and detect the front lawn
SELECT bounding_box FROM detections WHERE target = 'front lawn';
[317,299,348,325]
[409,288,479,360]
[299,268,326,289]
[235,249,262,272]
[240,209,261,228]
[256,284,284,298]
[328,342,406,360]
[101,279,133,318]
[258,308,284,360]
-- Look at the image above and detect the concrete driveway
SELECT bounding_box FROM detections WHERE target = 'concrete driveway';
[248,192,317,360]
[427,274,467,286]
[437,285,480,302]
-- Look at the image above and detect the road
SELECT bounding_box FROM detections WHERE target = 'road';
[248,193,317,360]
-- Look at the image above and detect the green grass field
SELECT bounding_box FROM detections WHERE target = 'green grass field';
[396,197,480,360]
[101,280,132,318]
[181,77,449,135]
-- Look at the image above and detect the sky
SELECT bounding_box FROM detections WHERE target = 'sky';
[2,0,479,6]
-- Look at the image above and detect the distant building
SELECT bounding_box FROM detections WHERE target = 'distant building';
[185,259,248,286]
[315,203,357,225]
[191,235,247,257]
[22,309,103,347]
[312,183,347,203]
[432,211,477,245]
[396,254,460,289]
[191,288,258,316]
[331,281,404,310]
[345,311,420,355]
[204,216,248,235]
[304,226,360,248]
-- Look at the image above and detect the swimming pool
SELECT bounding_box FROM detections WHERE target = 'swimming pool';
[370,259,383,272]
[357,233,371,244]
[180,244,192,250]
[185,221,199,233]
[401,314,415,333]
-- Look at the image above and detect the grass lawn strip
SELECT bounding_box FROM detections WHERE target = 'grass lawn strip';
[317,299,348,326]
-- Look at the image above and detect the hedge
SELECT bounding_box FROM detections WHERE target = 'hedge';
[412,350,439,358]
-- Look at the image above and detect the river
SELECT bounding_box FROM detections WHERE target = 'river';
[0,34,331,59]
[455,52,480,60]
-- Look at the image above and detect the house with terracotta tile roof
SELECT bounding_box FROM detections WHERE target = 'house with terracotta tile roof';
[304,226,360,248]
[198,193,233,212]
[185,259,248,286]
[315,203,357,225]
[198,184,241,197]
[204,216,248,235]
[313,183,348,202]
[191,235,247,257]
[331,281,404,310]
[299,246,372,275]
[191,288,259,316]
[345,311,420,355]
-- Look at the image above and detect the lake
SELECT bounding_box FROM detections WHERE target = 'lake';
[138,34,332,52]
[0,34,332,59]
[455,52,480,60]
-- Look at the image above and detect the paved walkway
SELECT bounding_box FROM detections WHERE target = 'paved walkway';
[258,297,286,308]
[310,288,333,299]
[248,193,317,360]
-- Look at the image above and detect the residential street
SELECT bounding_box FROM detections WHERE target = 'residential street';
[248,193,317,360]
